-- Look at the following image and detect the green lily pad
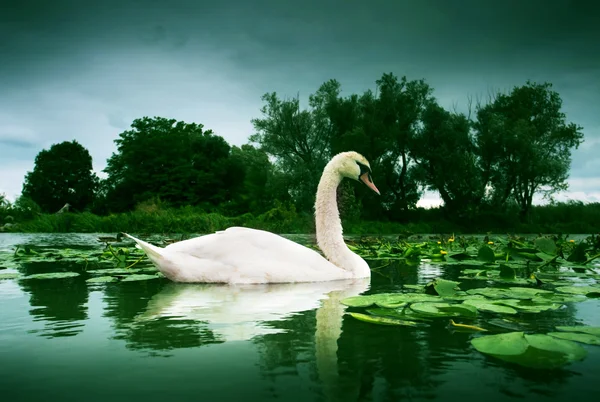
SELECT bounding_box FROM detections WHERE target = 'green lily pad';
[20,272,80,280]
[120,274,161,282]
[437,303,478,317]
[466,288,508,299]
[341,293,440,308]
[472,331,530,356]
[347,312,419,327]
[535,237,557,255]
[555,326,600,337]
[409,302,457,317]
[547,332,600,345]
[463,299,518,314]
[375,301,407,309]
[86,276,119,283]
[477,246,495,262]
[472,332,587,369]
[426,278,461,297]
[555,286,600,295]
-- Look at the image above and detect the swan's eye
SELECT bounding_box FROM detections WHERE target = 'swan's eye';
[356,161,371,177]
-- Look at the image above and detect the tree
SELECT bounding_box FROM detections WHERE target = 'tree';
[103,117,244,212]
[474,81,584,220]
[226,144,290,215]
[410,102,484,217]
[325,74,431,220]
[250,92,332,212]
[22,140,98,212]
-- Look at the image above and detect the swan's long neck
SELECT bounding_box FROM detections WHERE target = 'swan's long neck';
[314,164,370,277]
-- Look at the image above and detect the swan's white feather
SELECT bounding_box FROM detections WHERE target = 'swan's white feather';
[124,227,355,284]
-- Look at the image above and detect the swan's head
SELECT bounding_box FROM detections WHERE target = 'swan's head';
[331,151,380,195]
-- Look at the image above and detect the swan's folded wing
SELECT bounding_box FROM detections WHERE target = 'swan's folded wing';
[163,227,350,283]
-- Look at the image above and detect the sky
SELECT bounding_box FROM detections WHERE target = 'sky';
[1,0,599,207]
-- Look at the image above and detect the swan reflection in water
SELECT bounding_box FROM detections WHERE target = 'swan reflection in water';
[130,278,369,400]
[134,278,370,341]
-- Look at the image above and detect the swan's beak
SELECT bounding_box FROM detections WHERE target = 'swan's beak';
[360,172,380,195]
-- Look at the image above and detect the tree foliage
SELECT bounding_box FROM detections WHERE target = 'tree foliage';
[102,117,245,212]
[474,81,584,220]
[22,140,98,213]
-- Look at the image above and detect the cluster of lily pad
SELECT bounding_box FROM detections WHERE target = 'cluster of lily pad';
[341,270,600,369]
[0,242,164,283]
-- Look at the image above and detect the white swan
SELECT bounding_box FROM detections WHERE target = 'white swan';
[124,151,380,284]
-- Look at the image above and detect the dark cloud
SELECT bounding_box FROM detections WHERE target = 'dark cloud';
[1,0,599,202]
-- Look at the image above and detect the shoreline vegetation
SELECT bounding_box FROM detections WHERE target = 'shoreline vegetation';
[2,200,599,235]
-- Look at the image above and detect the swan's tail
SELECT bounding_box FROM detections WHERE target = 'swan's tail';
[122,233,165,263]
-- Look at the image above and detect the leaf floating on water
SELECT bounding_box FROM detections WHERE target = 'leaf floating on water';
[438,303,478,318]
[347,312,419,327]
[375,301,407,309]
[340,292,440,308]
[477,245,495,263]
[86,276,119,283]
[426,278,461,297]
[555,286,600,296]
[120,274,162,282]
[547,332,600,345]
[20,272,80,280]
[555,326,600,337]
[463,299,518,314]
[472,331,529,356]
[409,302,458,317]
[471,332,588,369]
[535,237,557,255]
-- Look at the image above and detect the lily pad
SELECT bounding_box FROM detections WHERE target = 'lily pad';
[409,302,457,317]
[477,246,495,262]
[120,274,161,282]
[463,299,518,314]
[471,331,529,356]
[535,237,557,255]
[375,301,407,309]
[555,286,600,296]
[347,312,419,327]
[472,331,587,369]
[86,276,119,283]
[555,326,600,337]
[341,293,440,308]
[20,272,80,280]
[547,332,600,345]
[426,278,461,297]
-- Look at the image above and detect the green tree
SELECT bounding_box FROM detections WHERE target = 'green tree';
[22,140,98,212]
[103,117,244,212]
[474,81,584,221]
[250,92,331,212]
[325,74,430,220]
[228,144,289,214]
[410,102,484,218]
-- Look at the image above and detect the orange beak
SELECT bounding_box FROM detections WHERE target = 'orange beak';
[360,172,380,195]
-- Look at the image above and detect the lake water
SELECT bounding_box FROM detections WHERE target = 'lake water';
[1,233,599,402]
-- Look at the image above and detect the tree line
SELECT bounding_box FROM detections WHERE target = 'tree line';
[1,73,586,227]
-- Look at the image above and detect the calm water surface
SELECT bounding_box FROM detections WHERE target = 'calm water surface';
[1,233,599,402]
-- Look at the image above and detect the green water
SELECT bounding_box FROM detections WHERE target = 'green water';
[1,233,599,402]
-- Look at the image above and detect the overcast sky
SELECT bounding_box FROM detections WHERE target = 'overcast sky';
[1,0,599,206]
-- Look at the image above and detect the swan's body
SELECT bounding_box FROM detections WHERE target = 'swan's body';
[124,151,380,284]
